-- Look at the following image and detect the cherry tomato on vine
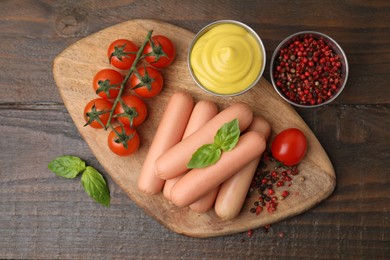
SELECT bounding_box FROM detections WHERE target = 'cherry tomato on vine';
[129,66,164,98]
[271,128,307,166]
[114,95,147,127]
[83,98,113,129]
[107,125,140,156]
[143,35,176,68]
[107,39,138,70]
[93,69,123,99]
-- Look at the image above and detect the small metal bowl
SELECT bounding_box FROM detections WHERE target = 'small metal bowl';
[270,31,349,107]
[188,20,266,97]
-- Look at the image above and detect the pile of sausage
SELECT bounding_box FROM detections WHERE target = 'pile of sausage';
[137,92,270,220]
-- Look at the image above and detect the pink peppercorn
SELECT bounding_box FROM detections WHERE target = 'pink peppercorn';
[273,34,343,106]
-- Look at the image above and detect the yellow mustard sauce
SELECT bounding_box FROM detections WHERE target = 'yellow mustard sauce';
[190,23,263,95]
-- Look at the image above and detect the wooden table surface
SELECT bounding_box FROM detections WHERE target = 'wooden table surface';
[1,0,389,259]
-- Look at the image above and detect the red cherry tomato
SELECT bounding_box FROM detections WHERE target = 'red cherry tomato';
[93,69,123,99]
[271,128,307,166]
[107,126,139,156]
[143,35,176,68]
[129,66,164,98]
[83,98,113,129]
[114,95,147,127]
[107,39,138,70]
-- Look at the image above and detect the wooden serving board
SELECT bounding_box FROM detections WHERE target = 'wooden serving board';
[53,19,335,237]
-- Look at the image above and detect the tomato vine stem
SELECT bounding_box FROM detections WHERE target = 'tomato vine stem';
[106,30,153,130]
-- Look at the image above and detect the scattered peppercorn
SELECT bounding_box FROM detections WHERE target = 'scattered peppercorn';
[255,205,263,215]
[250,152,301,216]
[263,225,271,233]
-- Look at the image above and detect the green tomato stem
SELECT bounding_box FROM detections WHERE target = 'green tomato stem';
[106,30,153,130]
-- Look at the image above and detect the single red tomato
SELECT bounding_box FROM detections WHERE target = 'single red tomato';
[107,39,138,70]
[271,128,307,166]
[83,98,113,129]
[143,35,176,68]
[129,66,164,98]
[107,126,140,156]
[93,69,123,99]
[114,95,147,127]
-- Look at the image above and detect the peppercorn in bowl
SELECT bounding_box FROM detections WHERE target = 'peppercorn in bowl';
[270,31,348,107]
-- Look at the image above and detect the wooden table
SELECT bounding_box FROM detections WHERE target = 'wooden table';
[1,1,389,258]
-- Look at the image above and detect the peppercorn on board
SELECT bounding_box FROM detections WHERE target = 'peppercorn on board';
[53,19,335,237]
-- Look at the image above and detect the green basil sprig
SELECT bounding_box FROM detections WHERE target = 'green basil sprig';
[48,156,110,207]
[187,119,240,169]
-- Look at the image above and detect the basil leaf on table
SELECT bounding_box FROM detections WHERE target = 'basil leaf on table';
[48,155,86,179]
[187,144,221,169]
[214,118,240,152]
[81,166,110,207]
[48,156,111,207]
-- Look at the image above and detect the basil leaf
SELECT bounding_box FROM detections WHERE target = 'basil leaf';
[187,144,221,169]
[48,156,86,179]
[214,119,240,152]
[81,166,110,207]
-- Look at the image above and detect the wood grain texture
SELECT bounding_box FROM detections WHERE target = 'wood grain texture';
[0,0,389,104]
[0,0,389,258]
[53,19,336,237]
